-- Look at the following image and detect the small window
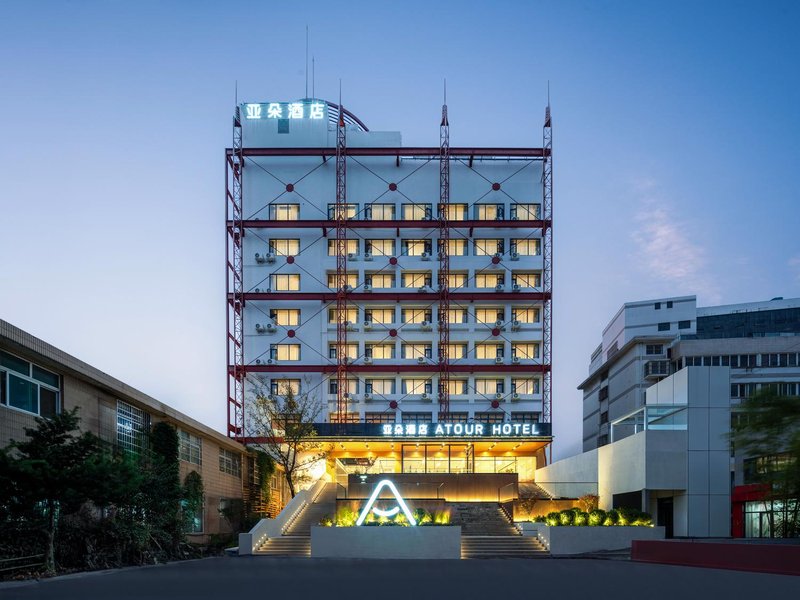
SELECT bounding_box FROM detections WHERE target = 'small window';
[666,301,673,308]
[678,320,690,329]
[645,344,663,355]
[657,322,670,331]
[654,302,661,310]
[277,119,289,133]
[219,448,242,478]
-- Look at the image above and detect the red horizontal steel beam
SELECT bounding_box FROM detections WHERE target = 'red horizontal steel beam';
[230,364,550,374]
[231,292,551,302]
[227,147,549,158]
[230,219,551,230]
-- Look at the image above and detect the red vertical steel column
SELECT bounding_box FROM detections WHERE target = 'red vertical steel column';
[437,100,451,417]
[335,104,349,424]
[541,105,553,430]
[227,105,245,437]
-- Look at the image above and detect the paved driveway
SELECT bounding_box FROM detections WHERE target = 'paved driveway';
[2,556,798,600]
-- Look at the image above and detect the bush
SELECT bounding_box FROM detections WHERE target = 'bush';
[335,506,358,527]
[573,511,589,526]
[559,510,574,526]
[603,509,619,526]
[318,515,333,527]
[588,509,606,526]
[545,511,560,526]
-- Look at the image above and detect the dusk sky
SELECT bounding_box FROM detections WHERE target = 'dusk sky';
[1,1,798,459]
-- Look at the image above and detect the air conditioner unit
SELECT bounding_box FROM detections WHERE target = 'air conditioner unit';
[255,253,266,264]
[511,320,521,331]
[255,323,267,333]
[364,392,373,401]
[348,253,358,261]
[417,356,426,365]
[364,252,373,261]
[345,321,357,331]
[493,252,502,259]
[364,356,373,365]
[421,393,430,401]
[494,319,504,328]
[495,284,504,292]
[364,321,373,330]
[495,357,504,364]
[364,284,373,292]
[512,392,520,400]
[266,253,276,264]
[254,288,261,293]
[267,358,276,365]
[510,252,520,261]
[421,252,431,260]
[345,357,353,365]
[266,323,277,333]
[495,393,503,400]
[512,356,521,364]
[512,284,521,292]
[421,321,432,330]
[343,284,353,292]
[255,359,263,365]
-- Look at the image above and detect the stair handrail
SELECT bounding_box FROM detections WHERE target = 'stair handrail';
[238,476,329,555]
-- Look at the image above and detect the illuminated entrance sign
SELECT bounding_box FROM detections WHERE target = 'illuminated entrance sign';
[356,479,417,526]
[381,422,543,438]
[244,100,326,120]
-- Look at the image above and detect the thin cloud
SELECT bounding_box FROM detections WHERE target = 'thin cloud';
[630,182,722,304]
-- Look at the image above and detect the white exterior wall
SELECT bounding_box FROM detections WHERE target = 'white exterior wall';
[238,100,545,424]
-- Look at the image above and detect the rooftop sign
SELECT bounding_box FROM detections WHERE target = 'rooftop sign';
[243,100,326,121]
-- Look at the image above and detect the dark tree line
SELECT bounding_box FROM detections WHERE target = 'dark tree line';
[0,409,204,576]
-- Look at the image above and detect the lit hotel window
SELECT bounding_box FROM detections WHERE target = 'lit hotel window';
[365,273,395,289]
[402,344,431,359]
[328,308,358,323]
[447,308,467,323]
[365,379,396,395]
[327,273,357,289]
[328,344,358,360]
[474,239,504,256]
[327,239,359,255]
[475,273,504,288]
[512,307,539,323]
[365,239,395,256]
[438,239,467,256]
[328,379,358,395]
[271,274,300,291]
[402,239,432,256]
[402,272,432,288]
[476,307,505,323]
[269,309,300,326]
[366,343,395,359]
[446,379,467,395]
[512,272,540,288]
[475,204,504,220]
[270,344,301,361]
[402,204,432,220]
[270,204,299,220]
[439,203,467,220]
[512,343,539,359]
[445,273,467,289]
[510,203,540,220]
[512,378,540,394]
[270,379,301,395]
[476,379,505,395]
[327,203,358,219]
[403,379,433,394]
[269,239,300,256]
[402,308,432,324]
[476,343,504,359]
[441,343,467,359]
[511,239,540,256]
[365,204,396,220]
[364,308,395,324]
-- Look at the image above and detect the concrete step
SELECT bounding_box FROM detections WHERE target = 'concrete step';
[256,536,311,557]
[461,536,548,559]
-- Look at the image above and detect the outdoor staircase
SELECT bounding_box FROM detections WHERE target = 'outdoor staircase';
[255,482,337,557]
[451,502,549,559]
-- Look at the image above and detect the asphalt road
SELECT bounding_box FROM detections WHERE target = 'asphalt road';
[1,556,798,600]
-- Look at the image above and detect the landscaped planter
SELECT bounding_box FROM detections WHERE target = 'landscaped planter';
[520,524,665,556]
[311,525,462,559]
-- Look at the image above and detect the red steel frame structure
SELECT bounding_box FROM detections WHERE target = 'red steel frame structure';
[225,103,554,440]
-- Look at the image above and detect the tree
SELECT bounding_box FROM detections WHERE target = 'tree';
[143,422,183,555]
[0,409,140,574]
[732,388,800,538]
[246,377,326,498]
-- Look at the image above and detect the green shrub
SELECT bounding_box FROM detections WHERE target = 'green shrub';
[532,514,547,523]
[573,511,589,526]
[319,515,333,527]
[603,509,619,526]
[545,511,560,526]
[335,506,358,527]
[558,509,574,526]
[588,509,606,526]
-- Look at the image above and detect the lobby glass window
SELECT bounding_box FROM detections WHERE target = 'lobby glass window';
[476,344,504,359]
[364,204,395,220]
[269,309,300,326]
[365,239,395,256]
[445,272,467,289]
[403,379,433,394]
[438,239,467,256]
[365,379,395,395]
[270,379,301,395]
[329,412,360,424]
[512,378,540,394]
[476,307,505,324]
[328,344,358,360]
[657,322,670,331]
[365,412,396,424]
[512,307,539,323]
[447,308,467,323]
[512,343,539,359]
[476,379,505,395]
[219,448,242,478]
[511,412,538,422]
[364,308,395,324]
[475,273,504,288]
[439,203,467,220]
[270,239,300,256]
[402,272,432,288]
[328,308,358,323]
[327,273,357,289]
[442,343,467,360]
[327,239,359,255]
[401,239,432,256]
[510,239,540,255]
[402,308,432,324]
[402,344,432,359]
[475,412,505,424]
[510,203,540,220]
[512,272,540,288]
[270,344,301,361]
[402,204,432,220]
[269,204,299,220]
[475,204,504,220]
[678,320,691,329]
[179,430,202,465]
[474,239,504,256]
[272,274,300,291]
[366,343,395,359]
[117,401,150,455]
[365,273,395,289]
[327,203,358,219]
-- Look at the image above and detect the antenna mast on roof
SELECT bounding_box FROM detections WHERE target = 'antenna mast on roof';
[305,26,309,98]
